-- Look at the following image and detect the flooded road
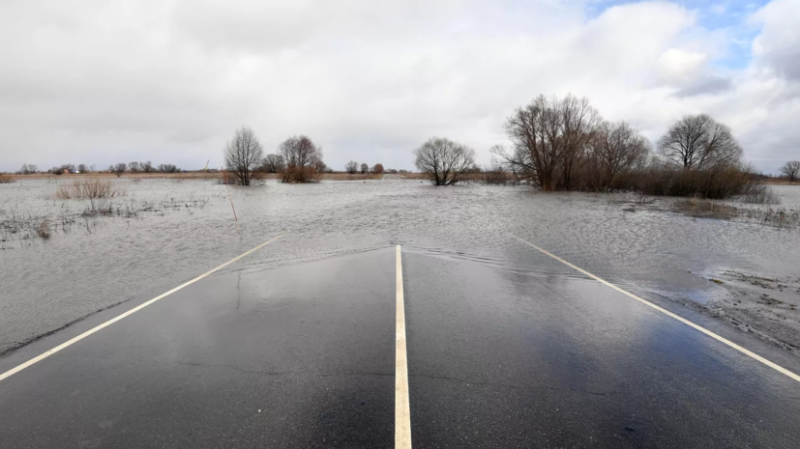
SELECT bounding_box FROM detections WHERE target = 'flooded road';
[1,244,799,448]
[2,178,800,447]
[1,178,799,356]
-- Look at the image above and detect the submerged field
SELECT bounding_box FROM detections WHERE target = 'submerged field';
[1,177,799,357]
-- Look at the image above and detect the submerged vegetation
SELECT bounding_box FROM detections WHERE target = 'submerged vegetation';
[672,199,800,228]
[491,95,769,200]
[53,178,125,200]
[278,135,324,184]
[0,194,210,248]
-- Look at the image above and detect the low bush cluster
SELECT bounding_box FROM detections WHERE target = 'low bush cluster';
[54,179,124,200]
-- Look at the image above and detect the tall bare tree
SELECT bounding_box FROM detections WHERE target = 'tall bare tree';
[587,121,650,190]
[780,161,800,182]
[261,154,286,173]
[345,161,358,174]
[494,94,600,190]
[558,95,602,189]
[658,114,742,171]
[413,137,476,186]
[279,135,323,183]
[224,127,264,186]
[360,163,369,174]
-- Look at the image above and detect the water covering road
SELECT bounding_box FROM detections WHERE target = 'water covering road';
[2,178,799,356]
[1,242,799,447]
[1,178,800,447]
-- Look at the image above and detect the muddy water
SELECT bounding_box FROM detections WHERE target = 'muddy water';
[1,178,799,355]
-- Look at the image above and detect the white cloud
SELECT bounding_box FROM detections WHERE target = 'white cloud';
[0,0,797,173]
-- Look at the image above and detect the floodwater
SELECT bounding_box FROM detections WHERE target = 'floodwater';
[1,178,799,356]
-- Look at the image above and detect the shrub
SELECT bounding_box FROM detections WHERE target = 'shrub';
[484,169,510,185]
[739,184,781,205]
[282,166,320,184]
[36,220,51,239]
[631,163,760,200]
[54,178,124,200]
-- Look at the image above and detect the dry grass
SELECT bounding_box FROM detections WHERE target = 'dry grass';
[0,174,15,184]
[673,198,740,220]
[54,178,125,200]
[321,173,384,181]
[398,172,431,180]
[673,197,800,228]
[762,178,800,186]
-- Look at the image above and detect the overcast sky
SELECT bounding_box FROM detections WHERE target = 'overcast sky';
[1,0,798,173]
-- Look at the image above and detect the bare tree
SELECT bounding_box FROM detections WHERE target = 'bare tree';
[279,135,323,183]
[113,163,127,177]
[413,137,476,186]
[224,127,264,186]
[780,161,800,182]
[262,154,286,173]
[20,164,37,175]
[558,95,602,189]
[586,121,650,190]
[77,164,89,173]
[345,161,358,174]
[372,163,384,174]
[280,136,321,168]
[315,160,330,173]
[494,94,600,190]
[360,163,369,174]
[658,114,742,171]
[158,164,179,173]
[141,161,155,173]
[128,161,140,173]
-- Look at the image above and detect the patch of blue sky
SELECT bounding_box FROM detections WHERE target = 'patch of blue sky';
[583,0,771,69]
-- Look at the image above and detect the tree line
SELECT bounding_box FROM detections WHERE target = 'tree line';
[413,93,797,197]
[344,161,384,175]
[224,127,327,185]
[16,162,182,176]
[224,127,388,185]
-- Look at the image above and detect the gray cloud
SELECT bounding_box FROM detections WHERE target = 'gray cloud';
[751,0,800,82]
[0,0,799,174]
[675,76,733,97]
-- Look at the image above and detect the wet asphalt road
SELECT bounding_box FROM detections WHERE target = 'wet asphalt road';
[2,241,800,448]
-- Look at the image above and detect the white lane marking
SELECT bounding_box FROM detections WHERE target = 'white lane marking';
[395,245,412,449]
[0,235,283,384]
[511,235,800,384]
